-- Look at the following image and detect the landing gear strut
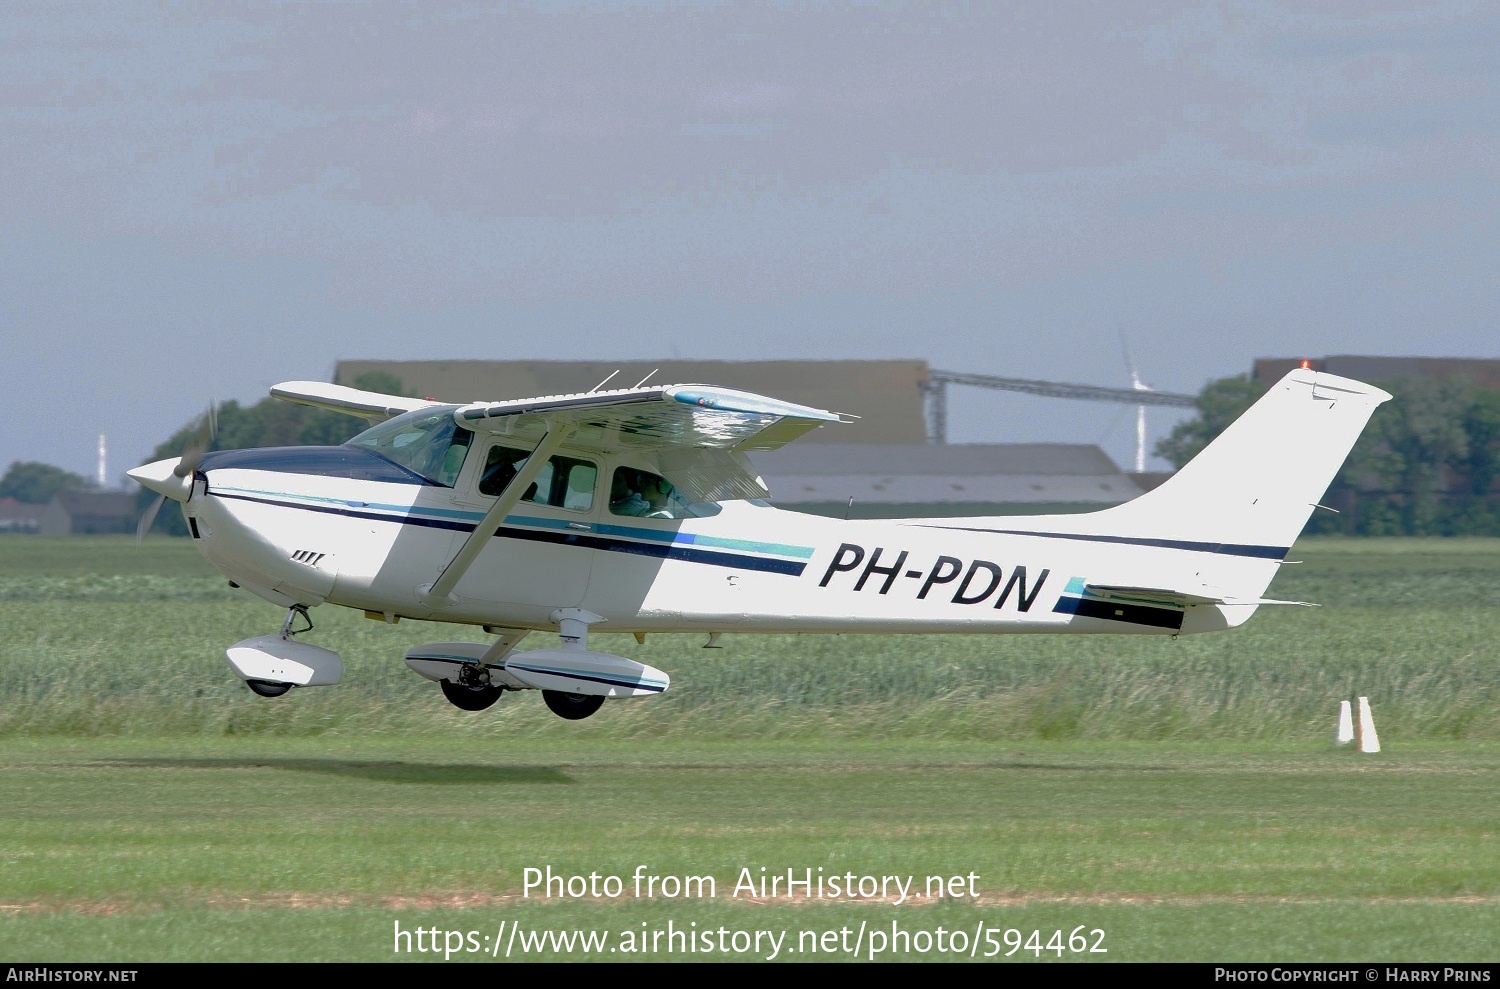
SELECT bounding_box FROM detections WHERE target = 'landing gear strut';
[280,604,313,638]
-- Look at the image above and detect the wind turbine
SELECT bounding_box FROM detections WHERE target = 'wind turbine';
[1119,332,1153,473]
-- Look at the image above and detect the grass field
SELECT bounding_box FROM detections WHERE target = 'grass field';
[0,536,1497,962]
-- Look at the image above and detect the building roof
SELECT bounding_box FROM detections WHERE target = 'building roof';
[336,359,930,445]
[0,498,45,529]
[749,443,1145,506]
[52,491,137,518]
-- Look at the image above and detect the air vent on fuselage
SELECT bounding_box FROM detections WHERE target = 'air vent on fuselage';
[291,550,327,567]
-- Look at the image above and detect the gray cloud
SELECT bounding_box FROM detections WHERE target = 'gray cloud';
[1,1,1497,477]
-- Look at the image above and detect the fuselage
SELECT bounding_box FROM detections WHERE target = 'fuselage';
[177,444,1279,637]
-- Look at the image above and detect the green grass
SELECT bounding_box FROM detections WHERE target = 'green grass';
[0,536,1497,961]
[1,536,1496,741]
[0,737,1496,961]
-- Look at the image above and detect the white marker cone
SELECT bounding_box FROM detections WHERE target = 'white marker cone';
[1335,700,1354,746]
[1356,696,1380,753]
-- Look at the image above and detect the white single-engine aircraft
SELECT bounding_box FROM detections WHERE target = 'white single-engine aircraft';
[129,367,1389,720]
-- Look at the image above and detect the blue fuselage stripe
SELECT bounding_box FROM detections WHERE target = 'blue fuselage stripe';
[209,490,807,576]
[920,526,1289,561]
[506,663,667,693]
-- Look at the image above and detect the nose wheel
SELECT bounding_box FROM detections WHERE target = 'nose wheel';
[246,679,292,698]
[240,606,320,698]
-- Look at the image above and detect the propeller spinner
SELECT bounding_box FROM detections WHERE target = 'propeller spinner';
[130,404,216,541]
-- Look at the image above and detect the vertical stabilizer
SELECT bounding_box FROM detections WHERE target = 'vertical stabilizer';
[1078,369,1390,551]
[966,369,1392,621]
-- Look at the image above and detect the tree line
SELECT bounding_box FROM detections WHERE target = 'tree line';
[1155,374,1500,536]
[134,372,409,535]
[9,370,1498,538]
[1,373,412,517]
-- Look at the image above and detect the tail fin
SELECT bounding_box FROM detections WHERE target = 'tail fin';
[1093,369,1390,551]
[939,369,1389,628]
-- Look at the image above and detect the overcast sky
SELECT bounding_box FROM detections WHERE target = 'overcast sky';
[4,1,1497,482]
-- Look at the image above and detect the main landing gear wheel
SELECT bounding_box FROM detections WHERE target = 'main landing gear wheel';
[542,690,605,721]
[246,680,292,698]
[440,679,504,712]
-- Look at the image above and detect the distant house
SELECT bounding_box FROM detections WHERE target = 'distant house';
[749,443,1146,519]
[40,492,137,535]
[0,498,45,533]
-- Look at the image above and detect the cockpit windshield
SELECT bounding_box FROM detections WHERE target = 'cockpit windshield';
[345,407,472,487]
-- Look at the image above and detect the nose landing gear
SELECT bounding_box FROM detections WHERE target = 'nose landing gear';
[244,605,313,697]
[225,604,343,698]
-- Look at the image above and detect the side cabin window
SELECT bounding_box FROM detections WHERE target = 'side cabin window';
[346,409,472,487]
[480,444,597,511]
[609,466,690,520]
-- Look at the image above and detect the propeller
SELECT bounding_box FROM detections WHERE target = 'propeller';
[135,489,167,543]
[136,403,217,542]
[172,402,218,478]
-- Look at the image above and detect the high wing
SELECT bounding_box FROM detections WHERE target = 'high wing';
[453,384,849,502]
[411,383,846,606]
[269,381,441,422]
[270,379,847,502]
[455,383,844,450]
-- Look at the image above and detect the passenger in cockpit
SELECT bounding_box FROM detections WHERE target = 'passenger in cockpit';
[611,467,676,519]
[610,468,651,517]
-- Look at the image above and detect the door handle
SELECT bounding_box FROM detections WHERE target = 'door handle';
[567,522,593,531]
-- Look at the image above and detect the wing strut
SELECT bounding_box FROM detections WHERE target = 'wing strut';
[418,426,575,608]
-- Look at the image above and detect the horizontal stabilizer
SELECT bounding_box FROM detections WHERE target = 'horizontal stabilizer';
[1084,583,1316,609]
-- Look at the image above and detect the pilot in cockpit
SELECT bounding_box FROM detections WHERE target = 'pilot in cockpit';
[610,467,675,519]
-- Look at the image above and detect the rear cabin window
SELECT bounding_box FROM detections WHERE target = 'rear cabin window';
[480,445,597,511]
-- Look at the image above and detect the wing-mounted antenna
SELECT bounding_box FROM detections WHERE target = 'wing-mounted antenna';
[587,370,620,394]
